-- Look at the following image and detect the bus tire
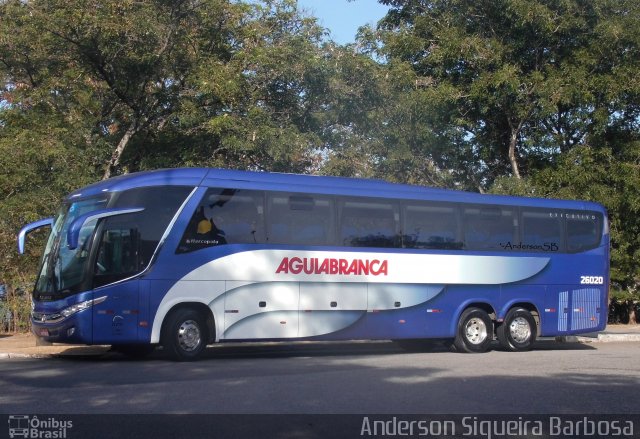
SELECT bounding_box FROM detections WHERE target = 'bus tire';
[497,308,537,352]
[453,307,493,353]
[161,308,208,361]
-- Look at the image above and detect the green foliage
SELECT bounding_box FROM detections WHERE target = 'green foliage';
[609,289,639,324]
[0,287,32,332]
[377,0,640,186]
[0,0,335,179]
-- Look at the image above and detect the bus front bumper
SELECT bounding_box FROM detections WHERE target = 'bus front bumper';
[31,312,92,344]
[31,296,105,344]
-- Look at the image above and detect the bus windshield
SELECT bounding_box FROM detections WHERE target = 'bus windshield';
[35,197,110,298]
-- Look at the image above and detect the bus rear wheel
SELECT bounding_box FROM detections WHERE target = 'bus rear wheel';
[453,307,493,353]
[497,308,537,352]
[162,308,208,361]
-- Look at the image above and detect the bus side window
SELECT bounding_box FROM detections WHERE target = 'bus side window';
[93,228,141,288]
[213,190,265,244]
[177,189,265,253]
[463,206,515,251]
[340,199,399,248]
[521,210,563,252]
[403,203,461,250]
[267,193,334,245]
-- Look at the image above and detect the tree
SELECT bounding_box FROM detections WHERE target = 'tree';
[376,0,640,188]
[1,0,336,180]
[316,32,466,188]
[1,0,247,179]
[171,0,330,173]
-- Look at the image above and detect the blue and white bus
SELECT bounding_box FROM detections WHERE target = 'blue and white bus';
[18,168,609,360]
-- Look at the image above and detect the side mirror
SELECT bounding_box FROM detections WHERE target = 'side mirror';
[17,218,54,254]
[66,207,144,250]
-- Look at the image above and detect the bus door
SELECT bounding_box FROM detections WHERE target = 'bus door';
[92,280,140,343]
[90,226,142,343]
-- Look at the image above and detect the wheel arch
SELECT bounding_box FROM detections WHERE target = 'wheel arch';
[153,300,217,344]
[450,301,497,335]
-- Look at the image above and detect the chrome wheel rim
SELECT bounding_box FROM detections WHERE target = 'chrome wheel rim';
[464,317,488,345]
[509,316,531,344]
[178,320,201,352]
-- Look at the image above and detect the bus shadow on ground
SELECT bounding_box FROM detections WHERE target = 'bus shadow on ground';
[52,337,596,362]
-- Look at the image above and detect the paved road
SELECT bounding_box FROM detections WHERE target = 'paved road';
[0,340,638,415]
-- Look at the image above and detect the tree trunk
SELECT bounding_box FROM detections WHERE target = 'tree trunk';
[103,121,138,180]
[627,300,637,325]
[508,128,521,179]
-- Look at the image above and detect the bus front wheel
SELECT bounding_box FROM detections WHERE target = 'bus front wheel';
[162,308,208,361]
[497,308,537,352]
[453,307,493,353]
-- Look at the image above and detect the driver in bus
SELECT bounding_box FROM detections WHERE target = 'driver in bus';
[196,216,227,246]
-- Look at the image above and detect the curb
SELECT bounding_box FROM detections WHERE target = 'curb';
[557,333,640,343]
[0,352,51,359]
[0,347,112,360]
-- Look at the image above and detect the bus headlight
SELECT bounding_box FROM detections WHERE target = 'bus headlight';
[33,296,107,324]
[61,296,107,318]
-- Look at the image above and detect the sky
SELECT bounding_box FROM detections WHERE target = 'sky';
[297,0,390,45]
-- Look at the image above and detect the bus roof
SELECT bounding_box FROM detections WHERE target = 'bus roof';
[67,168,606,213]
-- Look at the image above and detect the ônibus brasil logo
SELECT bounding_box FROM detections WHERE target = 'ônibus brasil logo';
[8,415,72,439]
[275,256,388,276]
